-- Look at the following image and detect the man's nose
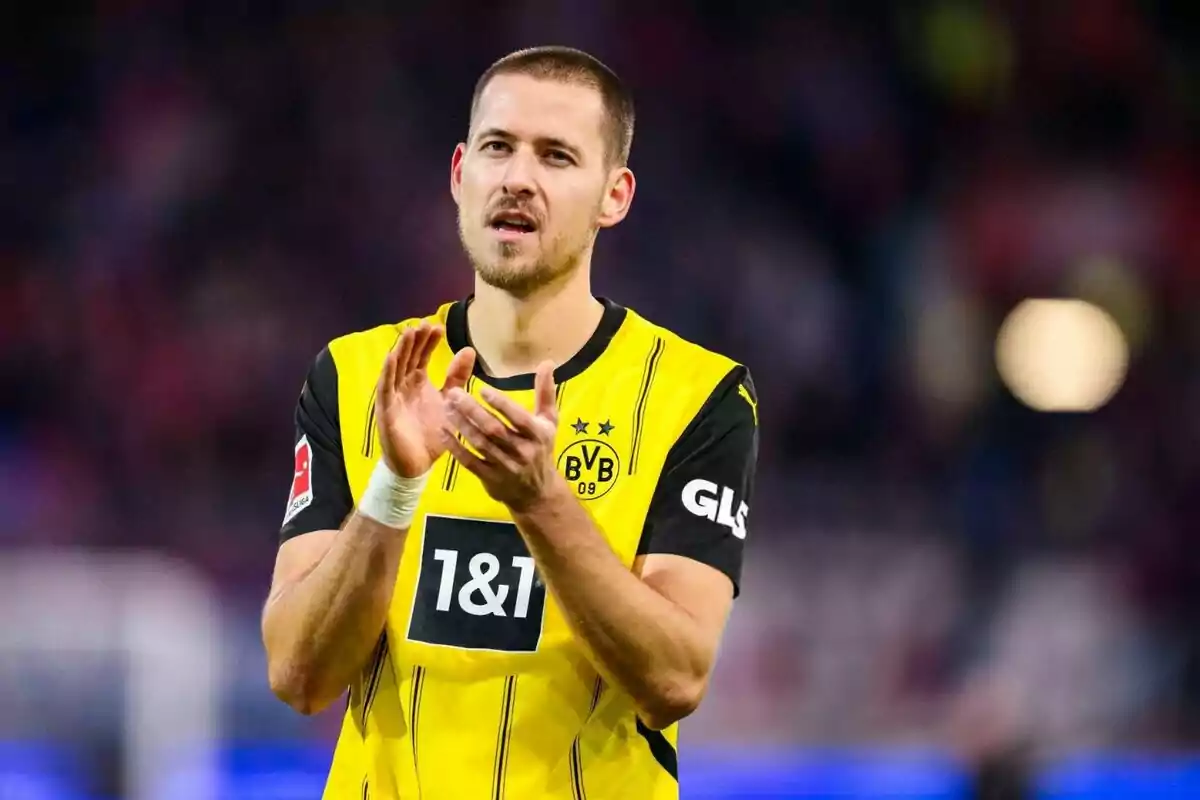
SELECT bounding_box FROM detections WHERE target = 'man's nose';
[501,149,537,196]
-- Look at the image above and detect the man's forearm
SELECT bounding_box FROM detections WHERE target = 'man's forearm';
[510,480,713,728]
[263,513,408,714]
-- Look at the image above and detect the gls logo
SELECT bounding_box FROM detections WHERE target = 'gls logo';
[681,479,749,539]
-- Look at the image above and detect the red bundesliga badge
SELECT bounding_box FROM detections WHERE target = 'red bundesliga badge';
[291,439,311,499]
[284,435,314,525]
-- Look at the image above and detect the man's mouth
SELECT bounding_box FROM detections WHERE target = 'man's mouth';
[489,211,538,234]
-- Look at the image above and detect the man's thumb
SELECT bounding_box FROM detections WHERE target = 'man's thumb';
[534,360,557,417]
[443,347,476,392]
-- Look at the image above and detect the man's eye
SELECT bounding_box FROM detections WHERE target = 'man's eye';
[483,141,509,153]
[546,150,571,164]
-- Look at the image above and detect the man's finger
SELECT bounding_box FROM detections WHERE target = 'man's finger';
[400,322,431,376]
[447,393,523,456]
[442,430,494,481]
[533,360,557,421]
[479,386,537,436]
[443,347,476,394]
[378,340,399,407]
[417,325,443,372]
[392,325,418,390]
[447,408,522,473]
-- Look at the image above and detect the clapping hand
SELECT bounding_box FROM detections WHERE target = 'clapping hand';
[442,360,562,512]
[374,322,475,478]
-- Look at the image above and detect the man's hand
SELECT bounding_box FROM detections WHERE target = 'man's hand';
[376,322,475,478]
[441,360,561,512]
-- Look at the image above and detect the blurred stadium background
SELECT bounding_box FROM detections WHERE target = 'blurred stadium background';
[3,1,1200,797]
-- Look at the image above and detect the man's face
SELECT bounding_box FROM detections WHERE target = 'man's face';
[451,74,632,296]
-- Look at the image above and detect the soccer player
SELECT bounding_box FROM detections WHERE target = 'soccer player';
[262,46,759,799]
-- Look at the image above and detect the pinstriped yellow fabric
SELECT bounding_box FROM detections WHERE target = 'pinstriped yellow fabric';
[320,299,746,799]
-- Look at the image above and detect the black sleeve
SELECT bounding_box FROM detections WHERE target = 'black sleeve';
[638,366,759,597]
[279,346,355,542]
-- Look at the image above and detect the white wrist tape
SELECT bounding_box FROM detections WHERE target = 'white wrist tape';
[357,459,429,530]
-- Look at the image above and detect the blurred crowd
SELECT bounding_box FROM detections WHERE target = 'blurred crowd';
[3,0,1200,770]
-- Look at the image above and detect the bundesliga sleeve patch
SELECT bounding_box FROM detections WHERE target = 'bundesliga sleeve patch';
[283,435,314,525]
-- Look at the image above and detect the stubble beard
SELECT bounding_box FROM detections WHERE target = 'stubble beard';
[459,222,585,299]
[475,250,569,298]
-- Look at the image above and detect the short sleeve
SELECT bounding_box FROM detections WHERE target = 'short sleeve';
[637,366,759,597]
[279,346,355,542]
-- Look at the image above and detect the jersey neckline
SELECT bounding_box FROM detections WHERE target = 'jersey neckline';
[445,295,629,391]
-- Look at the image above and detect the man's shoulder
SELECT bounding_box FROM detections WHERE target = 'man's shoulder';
[620,304,746,385]
[324,302,455,368]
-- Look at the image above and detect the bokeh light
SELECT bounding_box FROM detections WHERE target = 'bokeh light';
[995,299,1129,412]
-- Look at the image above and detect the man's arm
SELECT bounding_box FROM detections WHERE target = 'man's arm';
[264,325,471,716]
[446,364,758,730]
[510,493,735,730]
[265,514,412,716]
[262,346,407,716]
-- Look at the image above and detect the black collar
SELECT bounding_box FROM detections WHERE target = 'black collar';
[445,295,628,390]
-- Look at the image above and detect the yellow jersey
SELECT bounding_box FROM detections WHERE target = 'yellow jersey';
[279,297,759,799]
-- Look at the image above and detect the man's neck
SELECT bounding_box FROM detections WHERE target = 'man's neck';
[467,274,605,380]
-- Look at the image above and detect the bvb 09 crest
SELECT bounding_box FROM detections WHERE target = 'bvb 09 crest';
[557,439,621,500]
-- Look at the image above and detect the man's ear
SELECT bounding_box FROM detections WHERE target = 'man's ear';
[450,142,466,206]
[597,167,635,229]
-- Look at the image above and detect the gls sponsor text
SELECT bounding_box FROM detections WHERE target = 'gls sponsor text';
[680,478,748,539]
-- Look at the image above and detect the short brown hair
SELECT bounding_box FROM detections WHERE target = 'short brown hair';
[470,46,635,167]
